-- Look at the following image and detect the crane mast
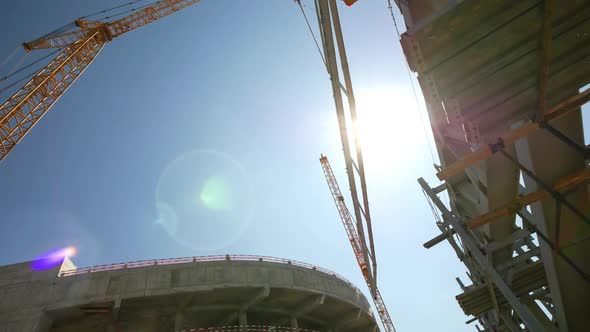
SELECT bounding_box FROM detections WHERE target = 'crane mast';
[320,154,396,332]
[0,0,200,162]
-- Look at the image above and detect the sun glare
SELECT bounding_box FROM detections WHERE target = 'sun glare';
[354,86,425,175]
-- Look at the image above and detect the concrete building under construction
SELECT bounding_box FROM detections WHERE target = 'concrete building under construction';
[398,0,590,331]
[2,0,590,331]
[0,255,378,332]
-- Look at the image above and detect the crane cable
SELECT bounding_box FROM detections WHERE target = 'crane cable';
[295,0,327,68]
[5,53,28,79]
[386,0,437,165]
[1,0,163,93]
[34,1,150,41]
[0,48,64,94]
[0,47,21,69]
[78,0,150,20]
[0,49,61,83]
[100,1,167,22]
[296,1,349,96]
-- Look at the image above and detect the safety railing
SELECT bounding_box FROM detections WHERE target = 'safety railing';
[178,326,319,332]
[58,254,358,290]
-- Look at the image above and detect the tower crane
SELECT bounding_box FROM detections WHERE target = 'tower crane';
[0,0,201,162]
[320,154,396,332]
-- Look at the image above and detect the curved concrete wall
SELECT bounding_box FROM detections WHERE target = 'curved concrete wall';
[0,257,377,332]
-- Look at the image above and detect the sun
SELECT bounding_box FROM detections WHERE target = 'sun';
[353,85,426,175]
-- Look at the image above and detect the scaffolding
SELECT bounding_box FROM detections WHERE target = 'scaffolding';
[396,0,590,331]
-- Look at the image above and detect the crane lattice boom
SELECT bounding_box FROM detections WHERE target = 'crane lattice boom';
[0,0,201,162]
[23,0,200,51]
[320,155,396,332]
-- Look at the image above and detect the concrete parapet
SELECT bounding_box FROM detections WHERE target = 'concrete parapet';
[0,256,377,331]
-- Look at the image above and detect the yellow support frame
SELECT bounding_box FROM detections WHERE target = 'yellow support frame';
[467,168,590,229]
[436,89,590,181]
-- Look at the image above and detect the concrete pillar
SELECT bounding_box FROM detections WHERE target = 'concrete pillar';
[290,316,299,331]
[107,298,122,332]
[174,312,184,331]
[32,312,53,332]
[238,311,247,332]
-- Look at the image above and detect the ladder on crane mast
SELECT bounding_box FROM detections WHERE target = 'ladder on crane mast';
[320,155,396,332]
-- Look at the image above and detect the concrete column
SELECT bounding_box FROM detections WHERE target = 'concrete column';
[290,316,299,331]
[174,312,184,331]
[238,311,247,332]
[32,312,53,332]
[107,298,122,332]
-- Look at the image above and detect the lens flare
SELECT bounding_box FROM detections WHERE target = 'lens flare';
[199,175,233,210]
[64,246,76,256]
[31,246,76,271]
[155,149,254,251]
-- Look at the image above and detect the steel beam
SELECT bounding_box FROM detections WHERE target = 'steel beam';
[423,228,456,249]
[316,0,376,293]
[327,0,378,285]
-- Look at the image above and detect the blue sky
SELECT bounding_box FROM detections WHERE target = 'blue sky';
[0,1,472,331]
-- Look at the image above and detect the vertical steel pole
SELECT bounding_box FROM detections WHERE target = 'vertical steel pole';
[327,0,378,284]
[316,0,374,293]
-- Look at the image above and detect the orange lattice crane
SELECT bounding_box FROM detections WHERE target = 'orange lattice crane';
[0,0,201,162]
[320,154,396,332]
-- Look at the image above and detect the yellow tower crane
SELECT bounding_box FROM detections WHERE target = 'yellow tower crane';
[320,154,397,332]
[0,0,201,162]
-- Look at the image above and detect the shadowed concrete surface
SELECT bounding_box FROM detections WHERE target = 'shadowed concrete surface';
[0,257,378,332]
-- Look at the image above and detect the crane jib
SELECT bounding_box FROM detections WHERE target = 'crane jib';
[1,0,202,162]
